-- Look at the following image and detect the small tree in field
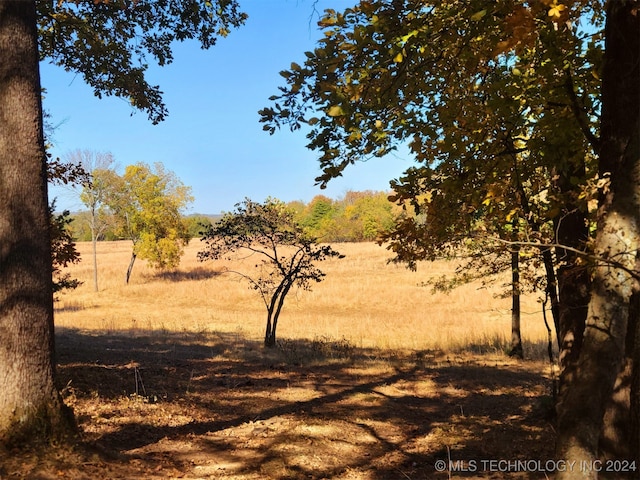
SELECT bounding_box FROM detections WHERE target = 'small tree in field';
[198,198,343,347]
[65,149,117,292]
[107,162,193,284]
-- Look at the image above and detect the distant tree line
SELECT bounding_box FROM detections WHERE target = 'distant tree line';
[65,190,401,245]
[288,190,400,243]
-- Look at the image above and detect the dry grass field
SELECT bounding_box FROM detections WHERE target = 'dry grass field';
[55,240,551,356]
[1,241,560,479]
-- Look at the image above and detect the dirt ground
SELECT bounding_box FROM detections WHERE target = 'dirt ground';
[0,328,557,479]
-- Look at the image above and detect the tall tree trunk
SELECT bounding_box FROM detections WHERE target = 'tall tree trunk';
[553,166,591,408]
[630,288,640,465]
[509,246,523,359]
[597,260,640,465]
[556,2,640,477]
[598,260,640,463]
[0,0,74,444]
[555,213,591,392]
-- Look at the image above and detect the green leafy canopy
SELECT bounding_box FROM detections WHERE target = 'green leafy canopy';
[38,0,247,124]
[260,0,603,272]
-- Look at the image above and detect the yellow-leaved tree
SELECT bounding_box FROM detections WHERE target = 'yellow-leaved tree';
[106,162,193,284]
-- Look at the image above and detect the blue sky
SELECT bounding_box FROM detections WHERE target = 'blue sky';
[41,1,413,215]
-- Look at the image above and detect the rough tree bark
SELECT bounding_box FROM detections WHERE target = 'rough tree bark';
[556,2,640,478]
[555,207,591,397]
[554,165,591,392]
[631,287,640,465]
[0,0,75,444]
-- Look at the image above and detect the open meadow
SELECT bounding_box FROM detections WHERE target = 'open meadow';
[2,241,559,479]
[55,240,552,355]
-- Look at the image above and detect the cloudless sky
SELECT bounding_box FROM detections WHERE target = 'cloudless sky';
[41,0,414,215]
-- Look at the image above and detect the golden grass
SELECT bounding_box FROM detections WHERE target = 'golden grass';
[55,240,552,358]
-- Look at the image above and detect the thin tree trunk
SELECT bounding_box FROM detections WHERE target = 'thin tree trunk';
[509,246,523,359]
[264,308,275,347]
[92,232,99,291]
[0,0,74,444]
[126,251,137,284]
[556,3,640,476]
[90,205,99,291]
[267,281,292,348]
[264,286,280,347]
[513,168,561,342]
[541,247,561,341]
[264,278,292,347]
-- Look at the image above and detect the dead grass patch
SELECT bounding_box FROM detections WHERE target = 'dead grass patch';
[54,241,553,359]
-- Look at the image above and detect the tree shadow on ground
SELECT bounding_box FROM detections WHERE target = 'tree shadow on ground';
[148,265,226,282]
[52,328,558,479]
